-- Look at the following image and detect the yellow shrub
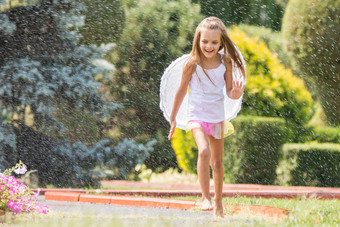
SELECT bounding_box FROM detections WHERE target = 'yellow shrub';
[230,27,313,125]
[171,128,197,174]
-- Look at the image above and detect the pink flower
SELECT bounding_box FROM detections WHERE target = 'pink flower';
[1,163,49,215]
[25,205,31,213]
[39,205,49,214]
[12,203,23,214]
[7,200,15,209]
[18,184,26,194]
[34,203,49,214]
[34,189,40,200]
[7,176,19,186]
[9,187,18,196]
[7,200,23,214]
[14,165,27,175]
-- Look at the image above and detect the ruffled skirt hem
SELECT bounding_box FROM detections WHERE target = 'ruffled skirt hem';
[185,120,234,139]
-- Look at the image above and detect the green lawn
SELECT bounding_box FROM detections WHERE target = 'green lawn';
[4,196,339,226]
[223,196,340,225]
[154,195,340,226]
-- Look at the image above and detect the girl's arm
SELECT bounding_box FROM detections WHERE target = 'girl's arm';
[223,55,245,100]
[168,60,194,140]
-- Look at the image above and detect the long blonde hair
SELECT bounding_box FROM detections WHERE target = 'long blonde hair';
[185,17,245,80]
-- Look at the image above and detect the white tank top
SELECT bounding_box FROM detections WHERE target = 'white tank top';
[188,56,226,123]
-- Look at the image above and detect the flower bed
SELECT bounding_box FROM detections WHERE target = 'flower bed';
[0,161,48,214]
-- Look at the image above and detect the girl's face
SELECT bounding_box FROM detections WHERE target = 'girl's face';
[199,28,221,60]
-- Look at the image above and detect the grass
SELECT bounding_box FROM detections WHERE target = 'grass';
[2,196,339,226]
[0,209,284,227]
[12,165,340,226]
[208,195,340,225]
[143,195,340,226]
[223,196,340,225]
[1,211,274,227]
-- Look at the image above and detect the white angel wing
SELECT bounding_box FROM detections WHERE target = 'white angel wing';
[160,54,190,130]
[221,48,246,121]
[160,50,246,130]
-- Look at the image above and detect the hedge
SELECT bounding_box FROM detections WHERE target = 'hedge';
[171,115,289,185]
[224,115,288,184]
[310,127,340,144]
[276,143,340,187]
[295,126,340,144]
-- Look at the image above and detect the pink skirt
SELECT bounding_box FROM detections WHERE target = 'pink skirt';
[185,120,234,139]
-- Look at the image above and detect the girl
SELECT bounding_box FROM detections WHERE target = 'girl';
[167,17,246,218]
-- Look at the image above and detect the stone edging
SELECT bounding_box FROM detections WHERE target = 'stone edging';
[45,191,290,219]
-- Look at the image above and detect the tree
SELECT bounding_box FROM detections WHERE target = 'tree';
[196,0,284,31]
[0,0,154,187]
[0,0,114,133]
[79,0,125,45]
[275,0,288,8]
[108,0,202,171]
[282,0,340,126]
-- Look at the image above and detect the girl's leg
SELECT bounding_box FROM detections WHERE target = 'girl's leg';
[208,135,224,218]
[192,128,213,211]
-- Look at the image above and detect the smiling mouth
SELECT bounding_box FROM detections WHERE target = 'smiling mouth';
[205,50,214,54]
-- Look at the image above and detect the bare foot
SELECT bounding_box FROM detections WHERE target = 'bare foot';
[214,202,224,219]
[201,198,213,211]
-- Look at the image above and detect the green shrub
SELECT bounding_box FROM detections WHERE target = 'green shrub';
[295,126,340,144]
[276,143,340,187]
[237,24,291,68]
[224,116,288,184]
[311,127,340,144]
[282,0,340,126]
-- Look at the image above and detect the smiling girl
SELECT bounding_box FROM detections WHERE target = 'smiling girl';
[167,17,246,218]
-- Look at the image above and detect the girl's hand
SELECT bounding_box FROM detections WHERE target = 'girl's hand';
[231,80,245,99]
[168,120,176,140]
